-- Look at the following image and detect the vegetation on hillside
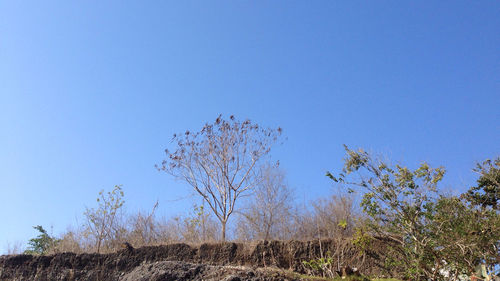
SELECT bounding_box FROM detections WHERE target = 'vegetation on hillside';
[327,147,499,280]
[17,116,499,280]
[23,226,59,255]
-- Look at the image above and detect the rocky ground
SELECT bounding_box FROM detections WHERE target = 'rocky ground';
[120,261,297,281]
[1,257,296,281]
[0,240,389,281]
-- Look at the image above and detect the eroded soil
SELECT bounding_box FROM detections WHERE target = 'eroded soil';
[0,240,389,281]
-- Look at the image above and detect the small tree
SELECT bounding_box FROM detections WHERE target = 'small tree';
[24,225,59,255]
[237,164,294,241]
[158,115,282,241]
[328,146,500,280]
[327,145,446,280]
[84,185,125,253]
[181,203,219,243]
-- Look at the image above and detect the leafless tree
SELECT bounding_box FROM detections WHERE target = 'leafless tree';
[158,115,282,241]
[311,193,357,238]
[126,201,160,247]
[52,229,85,254]
[291,191,359,240]
[236,164,295,240]
[5,241,24,255]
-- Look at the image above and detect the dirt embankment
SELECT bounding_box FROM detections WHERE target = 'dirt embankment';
[0,240,389,281]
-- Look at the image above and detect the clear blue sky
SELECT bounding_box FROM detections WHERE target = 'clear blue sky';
[1,1,499,253]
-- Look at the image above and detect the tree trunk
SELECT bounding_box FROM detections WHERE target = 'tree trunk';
[221,220,226,242]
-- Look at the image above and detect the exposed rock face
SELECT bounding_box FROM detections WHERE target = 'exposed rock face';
[0,240,389,281]
[120,261,293,281]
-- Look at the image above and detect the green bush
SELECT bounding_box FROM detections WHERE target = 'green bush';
[24,225,59,255]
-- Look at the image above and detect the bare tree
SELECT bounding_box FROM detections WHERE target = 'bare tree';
[291,192,359,240]
[311,193,357,238]
[5,241,24,255]
[53,228,85,254]
[126,201,160,247]
[158,115,282,241]
[236,164,295,240]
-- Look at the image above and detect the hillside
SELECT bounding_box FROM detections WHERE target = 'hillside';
[0,240,389,281]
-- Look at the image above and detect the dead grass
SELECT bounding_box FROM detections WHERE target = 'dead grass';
[274,268,400,281]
